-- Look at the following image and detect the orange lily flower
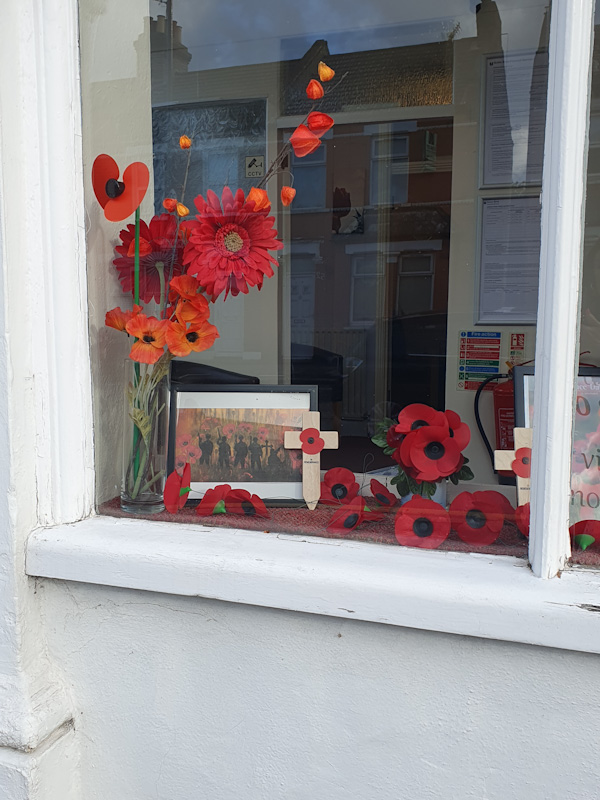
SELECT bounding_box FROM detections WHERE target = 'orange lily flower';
[281,187,296,206]
[175,294,210,324]
[179,135,192,149]
[163,197,178,212]
[126,314,169,364]
[105,304,142,332]
[166,319,219,357]
[246,187,270,211]
[318,61,335,82]
[289,125,321,158]
[306,79,324,100]
[307,112,334,137]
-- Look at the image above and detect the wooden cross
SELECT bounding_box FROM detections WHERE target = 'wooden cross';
[284,411,339,510]
[494,427,532,505]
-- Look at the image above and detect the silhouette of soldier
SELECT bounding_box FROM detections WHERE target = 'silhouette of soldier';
[218,435,231,469]
[199,434,214,465]
[249,436,263,471]
[233,435,248,469]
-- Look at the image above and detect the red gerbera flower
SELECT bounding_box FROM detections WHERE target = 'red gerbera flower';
[163,463,191,513]
[370,479,397,508]
[396,403,448,435]
[327,496,366,533]
[515,503,530,537]
[394,497,450,549]
[225,489,270,518]
[182,187,284,301]
[512,447,532,478]
[450,491,511,546]
[320,468,359,505]
[299,428,324,455]
[444,409,471,451]
[408,426,462,482]
[196,484,231,517]
[114,214,190,303]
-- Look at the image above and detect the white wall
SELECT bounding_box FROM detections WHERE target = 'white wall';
[39,578,600,800]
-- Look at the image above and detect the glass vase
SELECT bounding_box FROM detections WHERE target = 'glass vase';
[121,355,171,514]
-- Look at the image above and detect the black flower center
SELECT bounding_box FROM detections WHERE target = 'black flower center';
[332,483,347,500]
[522,457,530,465]
[375,492,391,505]
[424,441,445,460]
[411,419,428,431]
[142,335,154,343]
[307,436,315,444]
[465,509,486,529]
[344,513,359,529]
[242,501,256,516]
[105,178,125,198]
[413,517,434,537]
[186,331,199,343]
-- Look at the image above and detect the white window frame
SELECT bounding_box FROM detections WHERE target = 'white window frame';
[8,0,600,654]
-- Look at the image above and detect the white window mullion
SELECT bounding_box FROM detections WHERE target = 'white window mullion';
[530,0,595,578]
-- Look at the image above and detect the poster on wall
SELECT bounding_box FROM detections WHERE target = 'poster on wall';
[477,196,540,325]
[482,51,548,187]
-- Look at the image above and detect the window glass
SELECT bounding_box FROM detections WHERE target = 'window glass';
[80,0,550,553]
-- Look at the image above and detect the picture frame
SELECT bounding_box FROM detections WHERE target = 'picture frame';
[167,384,318,502]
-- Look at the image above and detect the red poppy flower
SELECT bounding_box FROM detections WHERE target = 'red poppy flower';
[222,424,235,437]
[370,479,397,508]
[289,125,321,158]
[114,214,189,303]
[394,497,450,549]
[105,304,142,332]
[450,491,511,546]
[515,503,530,537]
[512,447,532,478]
[395,403,448,435]
[225,488,270,518]
[257,427,269,441]
[125,314,169,364]
[196,484,231,517]
[165,319,219,358]
[320,468,359,505]
[281,187,296,206]
[306,79,324,99]
[408,426,462,482]
[183,188,284,301]
[327,497,366,533]
[299,428,324,455]
[570,519,600,550]
[444,410,471,451]
[181,445,201,463]
[92,154,149,222]
[163,463,191,513]
[307,112,334,137]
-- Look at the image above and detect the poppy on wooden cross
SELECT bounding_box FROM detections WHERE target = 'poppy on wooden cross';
[284,411,339,510]
[494,427,532,506]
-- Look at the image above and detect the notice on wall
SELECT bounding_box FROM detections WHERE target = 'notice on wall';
[509,332,526,366]
[483,51,548,186]
[457,331,501,391]
[478,196,540,325]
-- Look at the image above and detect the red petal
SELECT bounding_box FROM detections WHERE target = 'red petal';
[92,154,118,209]
[105,161,150,222]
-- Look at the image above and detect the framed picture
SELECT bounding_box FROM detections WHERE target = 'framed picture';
[167,384,318,501]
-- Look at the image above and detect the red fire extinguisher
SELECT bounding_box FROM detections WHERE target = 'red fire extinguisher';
[474,372,515,482]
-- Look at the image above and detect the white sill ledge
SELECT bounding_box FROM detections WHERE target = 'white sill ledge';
[26,515,600,654]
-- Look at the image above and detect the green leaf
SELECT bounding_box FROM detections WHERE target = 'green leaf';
[213,499,226,515]
[574,534,595,551]
[457,466,474,481]
[179,487,192,497]
[371,433,388,449]
[129,407,152,443]
[450,473,459,485]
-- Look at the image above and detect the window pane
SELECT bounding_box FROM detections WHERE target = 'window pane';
[80,0,550,554]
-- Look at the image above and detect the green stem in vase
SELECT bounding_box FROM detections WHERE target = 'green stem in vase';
[132,206,141,484]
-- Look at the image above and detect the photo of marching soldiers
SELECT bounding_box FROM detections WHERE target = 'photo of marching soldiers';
[174,406,305,483]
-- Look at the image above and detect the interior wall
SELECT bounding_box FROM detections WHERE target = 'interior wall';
[40,579,600,800]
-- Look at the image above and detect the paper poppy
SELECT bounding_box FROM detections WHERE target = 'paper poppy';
[299,428,324,455]
[163,463,191,513]
[306,79,324,99]
[246,187,270,211]
[183,187,284,301]
[395,403,448,435]
[327,497,366,533]
[444,409,471,450]
[318,61,335,82]
[512,447,532,478]
[125,314,169,364]
[450,491,510,546]
[320,468,359,505]
[196,484,231,517]
[163,198,178,212]
[370,479,397,508]
[289,125,321,158]
[165,319,219,358]
[515,503,530,537]
[281,187,296,206]
[394,497,450,549]
[408,426,462,482]
[92,154,149,222]
[105,304,141,332]
[225,488,270,518]
[114,214,189,303]
[307,112,334,137]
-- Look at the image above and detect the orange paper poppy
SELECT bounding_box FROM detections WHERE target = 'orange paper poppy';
[126,314,168,364]
[92,154,149,222]
[165,319,219,357]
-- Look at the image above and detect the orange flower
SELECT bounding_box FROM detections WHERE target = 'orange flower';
[165,319,219,357]
[126,237,152,258]
[246,187,270,211]
[105,304,142,332]
[163,197,178,212]
[126,314,168,364]
[318,61,335,82]
[170,274,202,300]
[281,187,296,206]
[175,294,210,324]
[307,112,334,137]
[179,135,192,149]
[306,79,324,100]
[176,203,189,217]
[289,125,321,158]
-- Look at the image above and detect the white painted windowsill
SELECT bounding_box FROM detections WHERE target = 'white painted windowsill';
[26,515,600,654]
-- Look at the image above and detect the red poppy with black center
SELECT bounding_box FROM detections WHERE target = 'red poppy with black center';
[408,426,462,482]
[394,497,450,549]
[370,479,397,508]
[225,488,270,518]
[395,403,449,435]
[515,503,530,537]
[450,490,511,546]
[320,467,359,505]
[196,484,231,517]
[512,447,532,478]
[444,409,470,450]
[569,519,600,551]
[327,497,367,533]
[92,154,150,222]
[163,463,191,513]
[299,428,324,455]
